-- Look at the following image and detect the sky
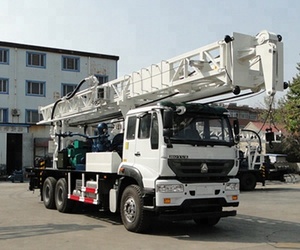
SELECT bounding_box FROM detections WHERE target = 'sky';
[1,0,299,107]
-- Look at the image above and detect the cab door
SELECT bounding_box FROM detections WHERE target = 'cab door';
[122,115,137,165]
[122,112,160,187]
[134,112,160,186]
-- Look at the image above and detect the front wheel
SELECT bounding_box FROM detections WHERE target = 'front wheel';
[240,173,257,191]
[55,178,74,213]
[194,207,222,227]
[120,185,150,233]
[194,217,221,227]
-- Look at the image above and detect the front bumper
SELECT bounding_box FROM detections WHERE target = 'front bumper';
[155,179,239,207]
[153,179,239,219]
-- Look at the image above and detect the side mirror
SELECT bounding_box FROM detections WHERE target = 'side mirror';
[163,109,173,129]
[233,119,240,142]
[163,109,173,147]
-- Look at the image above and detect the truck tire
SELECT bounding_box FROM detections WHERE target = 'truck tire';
[120,185,150,233]
[42,177,57,209]
[194,217,221,227]
[240,173,257,191]
[55,178,74,213]
[194,207,221,227]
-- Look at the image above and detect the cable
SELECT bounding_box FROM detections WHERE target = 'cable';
[258,95,275,134]
[224,66,233,84]
[137,91,180,107]
[269,104,281,132]
[51,77,92,121]
[220,90,265,103]
[203,90,263,105]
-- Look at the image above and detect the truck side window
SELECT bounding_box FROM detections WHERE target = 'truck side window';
[138,113,151,139]
[126,116,137,140]
[151,113,159,149]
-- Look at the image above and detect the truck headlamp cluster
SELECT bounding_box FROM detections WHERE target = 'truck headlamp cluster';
[157,184,184,193]
[225,182,239,191]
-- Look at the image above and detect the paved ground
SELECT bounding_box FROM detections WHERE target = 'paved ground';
[0,177,299,250]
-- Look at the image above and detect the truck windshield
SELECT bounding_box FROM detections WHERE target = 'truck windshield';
[170,114,234,146]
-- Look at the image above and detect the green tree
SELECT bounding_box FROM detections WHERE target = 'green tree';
[280,62,300,161]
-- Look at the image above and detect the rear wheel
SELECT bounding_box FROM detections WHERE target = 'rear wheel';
[42,177,57,209]
[120,185,150,233]
[55,178,74,213]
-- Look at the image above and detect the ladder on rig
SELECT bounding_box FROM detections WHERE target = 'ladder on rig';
[38,30,284,126]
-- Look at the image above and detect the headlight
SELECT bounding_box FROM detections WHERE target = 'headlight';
[157,184,184,193]
[225,182,239,191]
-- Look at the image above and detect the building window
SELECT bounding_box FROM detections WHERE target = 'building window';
[26,52,46,68]
[61,83,76,96]
[62,56,80,71]
[0,108,8,122]
[229,111,238,118]
[239,111,249,119]
[26,109,41,124]
[0,78,9,94]
[249,114,257,120]
[0,49,9,64]
[26,80,45,97]
[95,74,109,85]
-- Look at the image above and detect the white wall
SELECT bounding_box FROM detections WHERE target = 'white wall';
[0,47,117,121]
[0,133,7,165]
[0,43,118,168]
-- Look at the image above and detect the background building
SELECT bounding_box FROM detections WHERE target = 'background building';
[0,41,119,174]
[224,103,285,154]
[225,103,261,128]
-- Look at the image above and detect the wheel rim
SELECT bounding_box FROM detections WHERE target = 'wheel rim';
[44,185,50,201]
[123,196,136,223]
[57,186,63,206]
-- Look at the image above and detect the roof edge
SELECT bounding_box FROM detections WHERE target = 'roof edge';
[0,41,119,61]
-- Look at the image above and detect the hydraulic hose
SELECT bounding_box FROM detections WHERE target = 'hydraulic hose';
[50,76,98,123]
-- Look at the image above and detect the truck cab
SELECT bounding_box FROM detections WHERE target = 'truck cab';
[116,102,239,231]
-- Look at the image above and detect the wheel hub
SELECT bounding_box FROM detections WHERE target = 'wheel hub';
[123,197,136,223]
[45,186,50,200]
[57,187,63,206]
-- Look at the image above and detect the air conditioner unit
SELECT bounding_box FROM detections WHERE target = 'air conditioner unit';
[11,109,21,116]
[53,91,60,100]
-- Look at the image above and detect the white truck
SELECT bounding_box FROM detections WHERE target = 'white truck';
[27,30,285,232]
